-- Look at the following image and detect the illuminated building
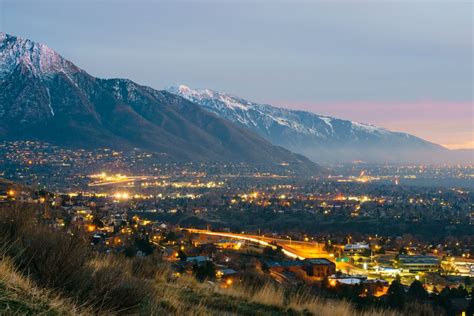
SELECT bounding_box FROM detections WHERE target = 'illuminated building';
[398,255,440,272]
[264,258,336,279]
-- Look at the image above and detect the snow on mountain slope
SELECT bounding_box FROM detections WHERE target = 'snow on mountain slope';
[0,32,79,79]
[167,85,397,141]
[167,85,447,163]
[0,33,320,173]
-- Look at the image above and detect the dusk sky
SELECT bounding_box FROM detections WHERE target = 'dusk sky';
[1,0,472,149]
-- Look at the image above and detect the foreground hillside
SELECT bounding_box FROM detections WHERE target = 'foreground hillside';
[0,32,318,174]
[0,203,412,316]
[0,261,398,316]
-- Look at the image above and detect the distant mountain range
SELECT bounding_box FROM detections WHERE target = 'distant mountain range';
[167,85,472,164]
[1,32,470,167]
[0,32,319,173]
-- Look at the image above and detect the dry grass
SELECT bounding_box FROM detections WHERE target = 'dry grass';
[212,281,402,316]
[0,204,148,314]
[251,282,286,306]
[84,255,148,313]
[0,254,87,315]
[286,293,399,316]
[147,273,401,316]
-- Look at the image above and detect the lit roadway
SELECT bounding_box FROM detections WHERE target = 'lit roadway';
[182,228,327,260]
[183,228,368,275]
[88,176,153,187]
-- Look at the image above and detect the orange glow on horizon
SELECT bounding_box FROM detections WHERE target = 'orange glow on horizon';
[442,140,474,150]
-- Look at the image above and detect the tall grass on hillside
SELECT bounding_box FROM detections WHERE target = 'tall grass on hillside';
[213,281,402,316]
[0,203,148,313]
[0,254,85,315]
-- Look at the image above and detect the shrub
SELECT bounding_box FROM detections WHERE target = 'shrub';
[0,204,149,313]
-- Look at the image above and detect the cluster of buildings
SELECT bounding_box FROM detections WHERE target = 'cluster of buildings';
[262,258,336,285]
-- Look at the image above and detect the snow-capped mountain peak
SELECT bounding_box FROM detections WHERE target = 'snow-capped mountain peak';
[168,85,253,111]
[0,32,79,79]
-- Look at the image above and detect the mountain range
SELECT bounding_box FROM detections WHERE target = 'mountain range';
[0,32,318,173]
[1,32,470,167]
[167,85,472,164]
